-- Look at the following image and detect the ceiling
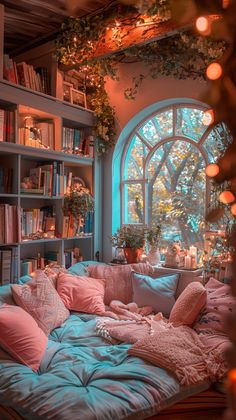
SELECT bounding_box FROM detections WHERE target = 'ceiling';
[2,0,114,54]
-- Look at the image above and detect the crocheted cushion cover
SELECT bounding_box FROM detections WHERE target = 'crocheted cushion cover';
[0,303,48,372]
[11,270,70,335]
[57,272,106,314]
[88,263,154,305]
[169,282,207,326]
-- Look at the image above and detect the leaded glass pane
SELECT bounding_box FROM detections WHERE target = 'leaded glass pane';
[124,135,148,180]
[148,140,205,248]
[202,123,232,163]
[124,183,144,224]
[176,107,207,142]
[138,120,158,146]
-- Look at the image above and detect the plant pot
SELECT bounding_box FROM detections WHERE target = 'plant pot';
[124,247,143,264]
[147,246,161,266]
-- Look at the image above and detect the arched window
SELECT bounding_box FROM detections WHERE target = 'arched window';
[121,103,232,248]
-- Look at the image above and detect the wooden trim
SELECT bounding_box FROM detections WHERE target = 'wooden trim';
[0,4,4,80]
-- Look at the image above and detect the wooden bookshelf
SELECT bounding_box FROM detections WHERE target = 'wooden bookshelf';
[0,5,101,283]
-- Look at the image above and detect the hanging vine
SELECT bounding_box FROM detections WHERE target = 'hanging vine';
[56,0,226,155]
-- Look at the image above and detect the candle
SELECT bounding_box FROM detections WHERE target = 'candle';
[189,246,197,256]
[184,255,191,269]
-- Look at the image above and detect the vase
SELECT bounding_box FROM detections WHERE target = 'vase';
[124,248,143,264]
[147,246,161,266]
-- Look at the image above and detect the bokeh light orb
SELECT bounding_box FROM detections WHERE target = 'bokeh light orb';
[196,16,210,34]
[206,62,223,80]
[205,163,220,177]
[202,109,214,126]
[219,190,235,204]
[231,203,236,216]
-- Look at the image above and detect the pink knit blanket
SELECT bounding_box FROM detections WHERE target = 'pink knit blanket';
[128,325,228,386]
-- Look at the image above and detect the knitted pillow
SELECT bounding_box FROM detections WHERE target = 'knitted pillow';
[169,282,207,326]
[11,270,70,335]
[88,263,154,305]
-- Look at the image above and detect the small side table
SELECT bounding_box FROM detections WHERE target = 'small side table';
[152,265,203,297]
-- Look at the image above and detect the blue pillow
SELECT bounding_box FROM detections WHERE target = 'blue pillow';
[131,272,179,317]
[68,262,89,277]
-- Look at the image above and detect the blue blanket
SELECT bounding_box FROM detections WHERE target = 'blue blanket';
[0,312,209,419]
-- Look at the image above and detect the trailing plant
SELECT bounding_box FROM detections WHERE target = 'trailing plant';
[56,1,226,154]
[63,185,94,220]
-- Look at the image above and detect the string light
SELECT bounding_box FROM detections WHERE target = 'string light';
[219,190,235,204]
[206,62,223,80]
[196,16,211,35]
[205,163,220,177]
[202,109,214,125]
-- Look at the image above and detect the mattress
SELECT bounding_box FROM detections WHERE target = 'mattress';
[0,312,210,420]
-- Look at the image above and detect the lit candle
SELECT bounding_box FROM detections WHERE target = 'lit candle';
[189,246,197,256]
[184,254,191,269]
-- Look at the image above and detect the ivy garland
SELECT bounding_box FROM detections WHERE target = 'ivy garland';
[56,1,226,155]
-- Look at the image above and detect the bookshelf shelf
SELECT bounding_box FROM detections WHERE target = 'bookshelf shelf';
[0,6,102,284]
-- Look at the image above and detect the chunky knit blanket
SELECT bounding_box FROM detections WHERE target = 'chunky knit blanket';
[128,325,228,386]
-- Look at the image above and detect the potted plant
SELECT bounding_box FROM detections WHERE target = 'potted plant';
[111,225,146,264]
[146,225,161,265]
[63,184,94,235]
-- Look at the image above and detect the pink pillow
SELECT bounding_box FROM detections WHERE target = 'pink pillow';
[57,272,106,314]
[169,282,207,326]
[0,304,48,371]
[11,270,70,335]
[88,263,154,305]
[193,277,235,335]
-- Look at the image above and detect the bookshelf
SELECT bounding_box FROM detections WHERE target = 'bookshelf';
[0,5,101,284]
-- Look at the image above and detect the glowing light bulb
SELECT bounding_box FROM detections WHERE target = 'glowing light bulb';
[196,16,210,34]
[73,36,77,42]
[115,20,120,27]
[231,203,236,215]
[205,163,220,177]
[219,190,235,204]
[206,62,222,80]
[202,109,214,126]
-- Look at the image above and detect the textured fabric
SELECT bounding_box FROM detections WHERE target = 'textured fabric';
[57,272,106,314]
[132,272,179,317]
[128,325,227,386]
[68,262,89,277]
[169,282,207,326]
[104,300,153,320]
[0,311,209,420]
[88,262,154,305]
[193,277,236,335]
[0,304,47,372]
[11,270,70,335]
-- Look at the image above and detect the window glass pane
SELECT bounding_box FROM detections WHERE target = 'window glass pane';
[138,120,157,145]
[148,140,205,248]
[176,107,207,142]
[124,135,148,180]
[203,123,232,163]
[124,183,144,224]
[152,109,173,140]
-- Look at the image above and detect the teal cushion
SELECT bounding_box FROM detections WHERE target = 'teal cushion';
[131,272,179,318]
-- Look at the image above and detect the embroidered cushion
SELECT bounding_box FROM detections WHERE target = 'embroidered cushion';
[169,281,207,326]
[193,277,235,335]
[88,263,154,305]
[131,272,179,317]
[11,270,70,335]
[0,304,48,372]
[57,272,106,314]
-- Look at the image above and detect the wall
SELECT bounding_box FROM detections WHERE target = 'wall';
[102,62,208,262]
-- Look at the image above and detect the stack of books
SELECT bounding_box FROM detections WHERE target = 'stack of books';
[21,162,64,196]
[0,108,16,143]
[21,206,56,239]
[61,211,93,238]
[0,204,21,244]
[62,127,84,152]
[0,246,19,285]
[18,120,54,149]
[3,55,51,95]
